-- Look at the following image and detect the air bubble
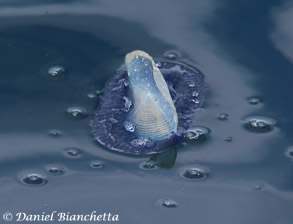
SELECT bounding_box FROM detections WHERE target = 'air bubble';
[21,174,48,186]
[254,183,264,190]
[192,91,199,97]
[164,51,178,60]
[183,126,210,143]
[87,93,97,99]
[90,161,104,169]
[158,199,178,208]
[47,167,63,175]
[180,166,209,180]
[49,129,61,137]
[48,66,65,78]
[192,99,200,104]
[66,107,87,119]
[64,148,81,158]
[123,122,135,132]
[285,146,293,159]
[139,161,158,170]
[42,65,66,82]
[218,113,228,120]
[96,89,103,95]
[244,116,276,133]
[248,97,261,105]
[225,136,233,142]
[130,138,156,149]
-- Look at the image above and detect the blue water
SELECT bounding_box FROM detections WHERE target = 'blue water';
[0,0,293,224]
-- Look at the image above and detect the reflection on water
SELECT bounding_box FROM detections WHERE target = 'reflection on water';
[0,0,292,224]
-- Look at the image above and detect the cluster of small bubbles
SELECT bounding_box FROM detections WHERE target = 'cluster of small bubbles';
[21,174,48,186]
[65,148,81,157]
[121,97,132,112]
[191,91,199,97]
[109,133,115,142]
[66,107,87,119]
[164,51,178,60]
[90,161,104,169]
[48,66,65,78]
[47,167,63,175]
[192,99,200,104]
[244,116,276,133]
[158,199,178,208]
[139,160,158,170]
[155,62,161,67]
[180,166,209,180]
[218,113,229,120]
[130,138,156,149]
[123,122,135,132]
[285,146,293,160]
[183,126,210,143]
[225,136,233,142]
[248,97,261,105]
[49,129,62,137]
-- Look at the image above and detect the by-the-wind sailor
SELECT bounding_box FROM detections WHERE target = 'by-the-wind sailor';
[91,50,205,155]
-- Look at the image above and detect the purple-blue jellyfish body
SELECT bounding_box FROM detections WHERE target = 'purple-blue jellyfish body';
[91,51,205,155]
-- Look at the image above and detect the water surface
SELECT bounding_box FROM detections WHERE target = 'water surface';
[0,0,293,223]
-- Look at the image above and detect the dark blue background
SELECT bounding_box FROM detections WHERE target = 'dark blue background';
[0,1,292,223]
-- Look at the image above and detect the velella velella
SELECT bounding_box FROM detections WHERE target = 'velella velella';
[91,50,205,155]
